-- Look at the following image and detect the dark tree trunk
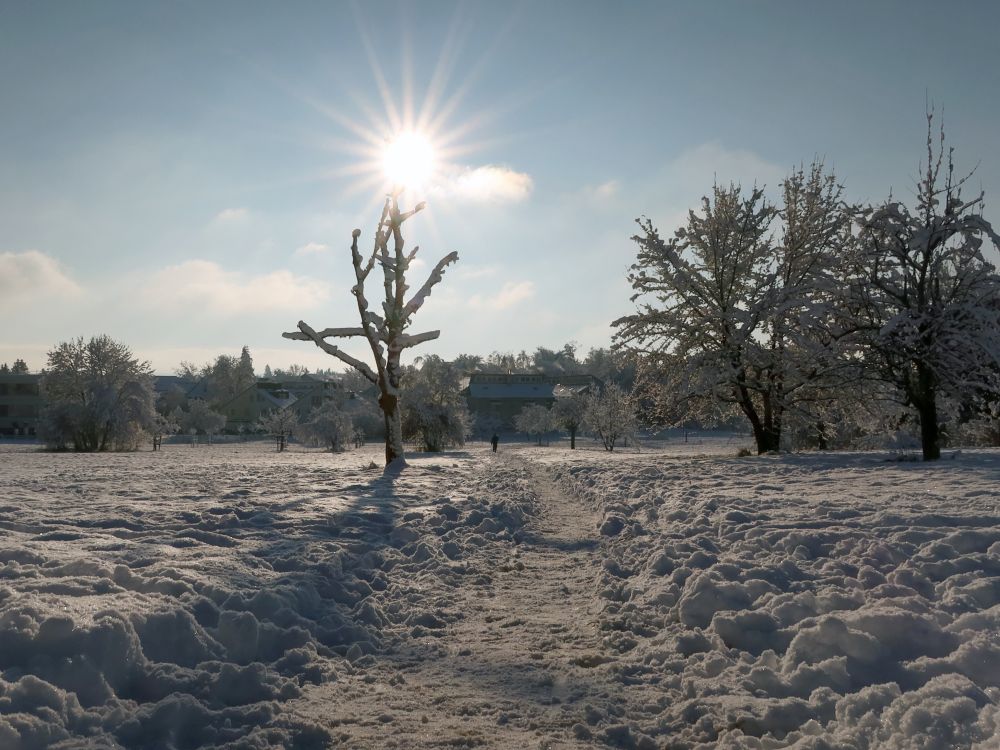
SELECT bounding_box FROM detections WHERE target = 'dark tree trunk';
[736,383,781,454]
[917,398,941,461]
[816,422,828,451]
[753,425,781,454]
[570,426,576,449]
[915,364,941,461]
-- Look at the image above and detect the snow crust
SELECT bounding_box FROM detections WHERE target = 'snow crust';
[1,440,999,748]
[0,444,531,748]
[539,445,1000,748]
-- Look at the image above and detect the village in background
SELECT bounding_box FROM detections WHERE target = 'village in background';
[0,343,645,453]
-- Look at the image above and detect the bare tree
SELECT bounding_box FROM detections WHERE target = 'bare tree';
[843,115,1000,460]
[585,383,638,452]
[615,165,850,454]
[552,389,587,448]
[40,335,156,452]
[301,401,355,453]
[514,404,553,446]
[260,409,299,452]
[180,400,226,445]
[284,195,457,467]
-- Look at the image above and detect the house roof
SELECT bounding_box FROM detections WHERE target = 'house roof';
[469,383,556,400]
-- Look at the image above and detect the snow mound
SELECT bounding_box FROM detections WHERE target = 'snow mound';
[548,448,1000,748]
[0,444,520,748]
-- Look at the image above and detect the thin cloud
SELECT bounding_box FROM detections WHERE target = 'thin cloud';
[435,165,533,204]
[470,280,536,310]
[214,207,249,222]
[594,179,621,198]
[456,264,497,280]
[294,242,330,257]
[141,260,329,316]
[0,250,82,308]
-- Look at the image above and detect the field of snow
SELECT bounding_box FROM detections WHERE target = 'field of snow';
[1,439,998,748]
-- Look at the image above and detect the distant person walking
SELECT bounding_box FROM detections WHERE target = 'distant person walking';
[490,433,499,453]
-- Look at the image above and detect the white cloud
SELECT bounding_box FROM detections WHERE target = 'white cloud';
[594,180,621,198]
[470,280,536,310]
[434,165,533,204]
[141,260,329,316]
[214,207,249,222]
[294,241,329,257]
[0,250,82,308]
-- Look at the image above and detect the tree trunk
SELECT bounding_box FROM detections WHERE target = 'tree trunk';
[753,425,781,454]
[816,421,828,451]
[735,383,780,454]
[380,392,405,466]
[916,364,941,461]
[918,401,940,460]
[570,426,576,449]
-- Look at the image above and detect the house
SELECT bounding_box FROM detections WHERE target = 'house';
[0,373,44,436]
[465,372,599,429]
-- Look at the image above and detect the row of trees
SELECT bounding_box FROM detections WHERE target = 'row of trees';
[0,359,29,375]
[615,116,1000,460]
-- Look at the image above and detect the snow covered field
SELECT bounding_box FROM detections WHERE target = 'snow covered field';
[1,440,999,748]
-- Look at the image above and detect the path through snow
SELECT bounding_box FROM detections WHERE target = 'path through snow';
[289,452,621,748]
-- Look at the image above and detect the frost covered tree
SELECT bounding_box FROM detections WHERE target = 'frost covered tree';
[584,383,637,451]
[11,358,29,374]
[552,390,587,448]
[514,403,553,446]
[260,409,299,452]
[284,194,458,467]
[400,355,470,452]
[179,400,226,444]
[842,117,1000,460]
[615,165,850,454]
[301,401,355,452]
[40,335,156,451]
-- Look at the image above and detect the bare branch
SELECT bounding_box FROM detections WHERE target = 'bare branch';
[312,327,368,338]
[402,251,459,321]
[282,321,378,383]
[396,330,441,349]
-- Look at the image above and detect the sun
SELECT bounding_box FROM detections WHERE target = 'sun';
[382,131,436,190]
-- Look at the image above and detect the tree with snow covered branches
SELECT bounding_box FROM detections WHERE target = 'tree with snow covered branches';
[584,383,637,452]
[552,390,587,448]
[179,400,226,445]
[40,335,156,451]
[615,164,851,454]
[514,403,553,446]
[283,194,458,467]
[400,355,470,452]
[301,401,355,453]
[260,408,299,452]
[841,116,1000,460]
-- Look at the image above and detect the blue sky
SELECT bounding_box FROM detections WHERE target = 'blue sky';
[2,0,998,373]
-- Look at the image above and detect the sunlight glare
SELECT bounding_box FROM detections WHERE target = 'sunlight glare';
[383,131,436,189]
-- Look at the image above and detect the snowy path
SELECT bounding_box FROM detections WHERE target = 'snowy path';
[290,452,618,748]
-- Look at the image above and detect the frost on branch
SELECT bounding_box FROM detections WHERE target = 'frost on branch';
[283,194,458,467]
[843,113,1000,461]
